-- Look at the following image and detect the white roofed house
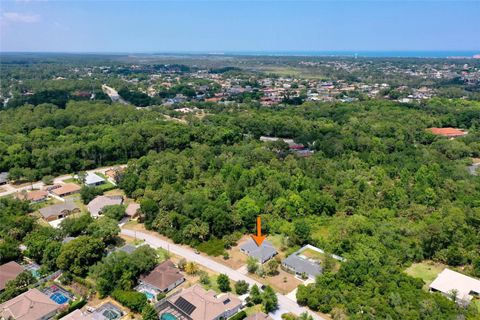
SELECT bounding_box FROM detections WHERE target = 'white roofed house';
[83,172,105,186]
[429,269,480,306]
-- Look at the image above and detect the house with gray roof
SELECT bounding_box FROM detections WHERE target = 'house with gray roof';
[87,195,123,218]
[39,202,79,222]
[0,172,8,185]
[240,239,277,264]
[282,253,322,279]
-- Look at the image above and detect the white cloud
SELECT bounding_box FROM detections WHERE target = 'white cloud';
[2,12,40,23]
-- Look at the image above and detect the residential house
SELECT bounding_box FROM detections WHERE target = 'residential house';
[0,288,61,320]
[87,195,123,218]
[16,190,49,203]
[105,167,125,182]
[240,239,277,264]
[245,312,273,320]
[51,183,81,198]
[0,261,24,291]
[428,127,468,138]
[125,203,140,219]
[137,260,185,297]
[429,268,480,306]
[0,172,8,185]
[84,172,105,186]
[282,253,322,280]
[158,284,242,320]
[39,202,79,222]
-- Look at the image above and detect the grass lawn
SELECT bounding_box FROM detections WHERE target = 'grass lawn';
[62,177,77,184]
[197,238,226,256]
[244,304,263,316]
[97,181,116,191]
[404,261,446,289]
[472,300,480,313]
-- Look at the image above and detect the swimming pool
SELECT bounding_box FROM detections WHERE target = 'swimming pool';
[144,291,155,300]
[50,292,69,304]
[161,313,177,320]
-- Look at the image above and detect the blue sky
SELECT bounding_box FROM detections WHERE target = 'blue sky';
[1,0,479,52]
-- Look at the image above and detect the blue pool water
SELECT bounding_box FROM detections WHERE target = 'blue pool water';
[161,313,177,320]
[144,291,155,300]
[50,292,69,304]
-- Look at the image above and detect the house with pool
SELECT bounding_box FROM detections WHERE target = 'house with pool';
[157,284,242,320]
[136,260,185,300]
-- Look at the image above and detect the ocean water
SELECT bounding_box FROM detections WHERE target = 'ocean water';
[214,51,480,58]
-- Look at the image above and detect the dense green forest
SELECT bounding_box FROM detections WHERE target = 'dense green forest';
[1,97,480,318]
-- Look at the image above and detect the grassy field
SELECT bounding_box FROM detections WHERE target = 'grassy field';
[404,261,446,289]
[62,177,77,184]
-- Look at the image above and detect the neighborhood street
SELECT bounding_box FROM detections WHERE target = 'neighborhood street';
[0,165,126,198]
[120,228,326,320]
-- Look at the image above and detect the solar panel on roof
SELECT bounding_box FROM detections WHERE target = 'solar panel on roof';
[174,296,196,315]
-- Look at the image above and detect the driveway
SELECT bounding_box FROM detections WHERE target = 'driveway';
[121,228,326,320]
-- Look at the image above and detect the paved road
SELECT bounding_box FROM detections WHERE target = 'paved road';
[121,228,325,320]
[102,85,129,105]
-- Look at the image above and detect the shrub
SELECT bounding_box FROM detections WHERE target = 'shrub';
[111,289,147,312]
[235,280,249,295]
[229,310,247,320]
[217,274,231,292]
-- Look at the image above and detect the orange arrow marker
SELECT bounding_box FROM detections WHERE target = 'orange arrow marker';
[251,216,266,247]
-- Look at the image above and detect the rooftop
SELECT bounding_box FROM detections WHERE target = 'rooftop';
[139,260,184,291]
[85,172,105,185]
[87,195,123,217]
[428,127,468,137]
[245,312,273,320]
[166,284,241,320]
[39,202,78,219]
[0,261,24,291]
[429,268,480,303]
[282,253,322,278]
[51,183,81,196]
[0,288,61,320]
[240,239,277,263]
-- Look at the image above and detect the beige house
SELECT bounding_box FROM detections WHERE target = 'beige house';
[246,312,273,320]
[51,183,81,197]
[0,261,24,291]
[0,288,61,320]
[137,260,185,295]
[158,284,242,320]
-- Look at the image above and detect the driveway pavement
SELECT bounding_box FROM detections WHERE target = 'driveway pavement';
[120,228,325,320]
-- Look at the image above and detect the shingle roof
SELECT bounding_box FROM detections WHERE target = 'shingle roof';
[16,190,48,202]
[0,288,60,320]
[245,312,273,320]
[87,195,123,217]
[167,284,241,320]
[282,254,322,278]
[0,261,24,291]
[240,239,277,262]
[39,202,78,219]
[140,260,184,291]
[125,202,140,217]
[51,183,81,196]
